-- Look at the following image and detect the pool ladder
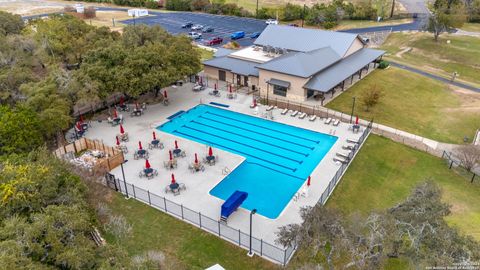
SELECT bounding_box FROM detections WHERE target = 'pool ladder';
[222,166,231,175]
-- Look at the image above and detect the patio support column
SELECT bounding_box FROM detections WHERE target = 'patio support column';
[350,75,354,84]
[359,70,362,79]
[342,80,345,91]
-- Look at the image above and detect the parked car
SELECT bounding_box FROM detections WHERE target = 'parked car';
[250,32,261,39]
[191,24,204,30]
[181,22,193,28]
[265,19,278,25]
[230,31,245,40]
[205,37,223,46]
[202,26,214,33]
[187,32,202,40]
[288,23,299,27]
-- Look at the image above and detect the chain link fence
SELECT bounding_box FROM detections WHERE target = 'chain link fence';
[105,177,296,265]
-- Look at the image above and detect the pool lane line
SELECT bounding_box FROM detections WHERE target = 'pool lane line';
[204,111,321,143]
[173,128,301,171]
[239,161,305,181]
[189,120,311,156]
[196,116,315,150]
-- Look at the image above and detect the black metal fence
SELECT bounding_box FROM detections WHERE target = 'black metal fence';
[318,120,373,205]
[106,177,296,266]
[442,151,479,184]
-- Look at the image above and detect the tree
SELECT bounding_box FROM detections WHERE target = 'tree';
[0,105,43,155]
[455,145,480,175]
[428,0,467,41]
[360,84,383,111]
[0,11,24,35]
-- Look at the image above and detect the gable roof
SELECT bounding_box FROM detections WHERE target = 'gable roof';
[203,56,259,77]
[304,48,385,92]
[254,25,362,55]
[257,47,341,78]
[213,48,234,58]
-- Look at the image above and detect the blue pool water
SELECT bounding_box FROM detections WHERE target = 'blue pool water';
[158,105,337,219]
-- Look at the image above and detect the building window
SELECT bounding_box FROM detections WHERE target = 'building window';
[273,84,287,97]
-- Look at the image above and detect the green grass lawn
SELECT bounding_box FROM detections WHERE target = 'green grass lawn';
[326,67,480,143]
[381,32,480,87]
[460,22,480,32]
[104,194,279,270]
[197,47,214,62]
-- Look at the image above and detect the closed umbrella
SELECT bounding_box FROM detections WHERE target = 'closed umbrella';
[175,140,178,149]
[152,132,156,140]
[76,121,82,130]
[171,173,176,184]
[208,146,213,157]
[80,115,84,123]
[169,150,173,161]
[253,98,256,107]
[138,141,143,150]
[113,109,118,118]
[214,83,217,90]
[355,115,359,125]
[199,77,203,84]
[120,96,124,106]
[164,90,168,99]
[120,124,125,134]
[307,176,311,187]
[116,136,120,146]
[145,159,151,169]
[229,84,232,93]
[135,102,139,110]
[194,153,198,164]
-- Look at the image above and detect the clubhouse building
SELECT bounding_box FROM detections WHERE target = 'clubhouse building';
[203,25,385,103]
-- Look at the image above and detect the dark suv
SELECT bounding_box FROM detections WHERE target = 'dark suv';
[181,22,193,28]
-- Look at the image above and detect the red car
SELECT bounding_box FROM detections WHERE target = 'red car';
[205,37,223,46]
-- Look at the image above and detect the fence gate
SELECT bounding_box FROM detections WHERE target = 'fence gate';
[105,173,118,191]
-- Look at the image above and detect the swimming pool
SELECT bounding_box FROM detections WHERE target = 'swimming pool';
[158,105,337,219]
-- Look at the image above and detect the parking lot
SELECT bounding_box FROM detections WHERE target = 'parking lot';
[121,12,267,47]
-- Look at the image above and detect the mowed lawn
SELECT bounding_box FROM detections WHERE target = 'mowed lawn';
[327,135,480,241]
[104,194,280,270]
[326,67,480,143]
[381,32,480,87]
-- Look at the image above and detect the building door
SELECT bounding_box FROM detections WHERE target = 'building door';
[244,76,248,86]
[218,70,226,81]
[236,74,241,85]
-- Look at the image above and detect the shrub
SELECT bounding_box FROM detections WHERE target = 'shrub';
[145,1,160,8]
[378,60,390,69]
[165,0,192,11]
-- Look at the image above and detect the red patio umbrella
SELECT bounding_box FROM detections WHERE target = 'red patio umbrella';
[355,115,359,125]
[171,173,176,184]
[169,150,173,161]
[208,146,213,157]
[229,84,232,93]
[145,159,151,169]
[80,115,84,123]
[252,98,257,107]
[113,109,118,118]
[76,121,82,130]
[307,176,311,187]
[174,140,179,149]
[116,136,120,146]
[214,83,217,90]
[120,96,124,106]
[135,102,139,110]
[152,131,157,140]
[164,90,168,99]
[138,141,143,150]
[120,124,125,134]
[194,153,198,164]
[199,77,203,84]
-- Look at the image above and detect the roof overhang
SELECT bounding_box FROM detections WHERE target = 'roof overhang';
[267,78,291,88]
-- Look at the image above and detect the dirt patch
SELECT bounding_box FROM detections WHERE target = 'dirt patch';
[395,46,411,57]
[442,85,480,113]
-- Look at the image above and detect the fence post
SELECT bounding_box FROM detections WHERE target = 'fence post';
[181,204,184,219]
[164,197,167,212]
[283,248,287,266]
[238,229,241,246]
[471,173,475,183]
[449,160,453,169]
[218,220,221,236]
[260,239,263,256]
[199,212,202,228]
[132,184,136,198]
[147,190,151,205]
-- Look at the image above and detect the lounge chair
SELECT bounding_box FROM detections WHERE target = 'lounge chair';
[342,143,356,151]
[309,115,317,121]
[347,138,360,144]
[333,156,348,164]
[336,151,351,160]
[333,119,340,126]
[266,105,274,111]
[281,108,288,115]
[324,118,332,125]
[290,110,298,117]
[299,112,307,119]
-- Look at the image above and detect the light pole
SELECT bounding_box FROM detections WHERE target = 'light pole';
[256,0,259,19]
[301,4,306,27]
[247,209,257,257]
[120,160,129,199]
[350,96,356,124]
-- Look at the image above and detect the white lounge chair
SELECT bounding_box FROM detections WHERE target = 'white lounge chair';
[347,138,360,144]
[333,119,340,126]
[333,156,348,164]
[290,110,298,117]
[266,105,274,111]
[324,118,332,124]
[299,112,307,119]
[309,115,317,121]
[336,151,351,159]
[342,143,356,151]
[281,108,288,115]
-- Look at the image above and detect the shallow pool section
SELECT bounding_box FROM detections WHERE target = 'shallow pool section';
[158,105,337,219]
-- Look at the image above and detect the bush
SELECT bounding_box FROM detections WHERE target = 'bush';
[282,3,304,21]
[145,0,160,8]
[378,60,390,69]
[166,0,192,11]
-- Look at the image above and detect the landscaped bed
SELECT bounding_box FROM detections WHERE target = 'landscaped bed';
[326,67,480,143]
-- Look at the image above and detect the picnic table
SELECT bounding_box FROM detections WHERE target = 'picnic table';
[130,109,143,117]
[205,155,216,165]
[173,148,186,158]
[193,84,205,92]
[149,139,164,149]
[118,104,129,112]
[134,149,149,159]
[139,168,158,179]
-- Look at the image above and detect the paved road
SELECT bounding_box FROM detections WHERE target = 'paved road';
[390,62,480,92]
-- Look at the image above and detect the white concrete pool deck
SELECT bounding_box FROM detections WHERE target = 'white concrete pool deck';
[85,83,364,245]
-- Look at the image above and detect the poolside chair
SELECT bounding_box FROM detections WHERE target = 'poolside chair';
[342,143,356,151]
[336,151,351,160]
[189,163,205,173]
[333,156,348,164]
[281,108,288,115]
[290,110,298,117]
[333,119,340,126]
[299,112,307,119]
[117,133,129,142]
[324,118,332,125]
[309,115,317,122]
[266,105,274,111]
[347,138,360,144]
[163,159,178,170]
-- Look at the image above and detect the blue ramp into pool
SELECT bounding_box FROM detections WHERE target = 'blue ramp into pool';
[158,104,337,219]
[221,191,248,220]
